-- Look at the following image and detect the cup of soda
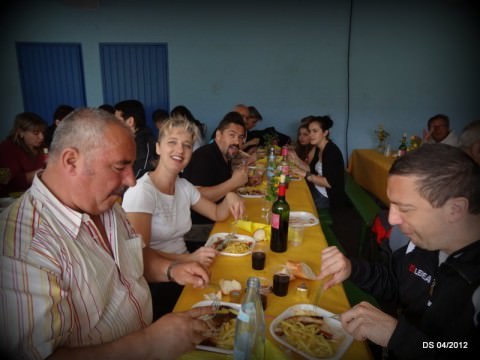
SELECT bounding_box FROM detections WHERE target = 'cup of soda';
[273,268,290,297]
[251,243,266,270]
[288,225,305,247]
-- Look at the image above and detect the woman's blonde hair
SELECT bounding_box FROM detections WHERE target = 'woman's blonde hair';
[8,112,47,156]
[158,115,200,144]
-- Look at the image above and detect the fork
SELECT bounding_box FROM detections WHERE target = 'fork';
[199,298,221,321]
[311,282,324,314]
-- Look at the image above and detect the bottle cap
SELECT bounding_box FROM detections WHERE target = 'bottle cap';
[296,282,309,299]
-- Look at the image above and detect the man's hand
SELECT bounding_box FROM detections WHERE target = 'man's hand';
[169,261,210,288]
[422,128,432,143]
[317,246,352,290]
[340,301,397,347]
[145,306,213,359]
[231,166,248,188]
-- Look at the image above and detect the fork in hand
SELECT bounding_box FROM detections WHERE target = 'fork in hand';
[199,298,221,321]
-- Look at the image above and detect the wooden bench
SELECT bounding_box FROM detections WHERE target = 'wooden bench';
[321,221,379,307]
[344,172,381,259]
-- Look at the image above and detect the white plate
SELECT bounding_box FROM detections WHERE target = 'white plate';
[270,304,353,360]
[237,187,265,198]
[289,211,319,227]
[206,233,255,256]
[192,300,240,355]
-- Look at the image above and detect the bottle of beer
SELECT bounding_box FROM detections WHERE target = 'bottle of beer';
[270,175,290,253]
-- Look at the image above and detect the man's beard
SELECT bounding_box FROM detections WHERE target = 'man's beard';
[225,145,239,160]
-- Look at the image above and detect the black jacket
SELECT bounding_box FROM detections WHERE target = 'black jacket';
[350,240,480,359]
[134,126,156,178]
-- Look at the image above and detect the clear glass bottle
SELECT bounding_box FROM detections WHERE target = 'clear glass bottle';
[233,277,265,360]
[270,175,290,253]
[266,147,276,181]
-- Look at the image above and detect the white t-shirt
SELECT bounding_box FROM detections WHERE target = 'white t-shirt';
[426,130,459,147]
[122,174,201,254]
[314,161,328,198]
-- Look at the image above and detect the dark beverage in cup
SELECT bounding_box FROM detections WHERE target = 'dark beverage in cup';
[252,251,266,270]
[273,273,289,296]
[260,293,267,310]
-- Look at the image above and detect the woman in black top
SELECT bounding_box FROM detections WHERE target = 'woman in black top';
[289,116,346,210]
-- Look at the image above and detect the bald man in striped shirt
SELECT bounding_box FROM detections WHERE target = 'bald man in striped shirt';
[0,108,212,360]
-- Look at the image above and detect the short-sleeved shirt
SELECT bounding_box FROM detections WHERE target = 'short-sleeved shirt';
[425,130,459,147]
[122,174,201,253]
[0,174,152,359]
[182,142,231,224]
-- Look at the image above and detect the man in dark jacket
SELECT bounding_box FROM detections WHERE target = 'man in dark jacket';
[182,112,248,251]
[114,100,157,178]
[319,144,480,359]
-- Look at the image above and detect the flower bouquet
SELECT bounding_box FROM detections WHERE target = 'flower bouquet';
[374,125,390,153]
[408,135,422,151]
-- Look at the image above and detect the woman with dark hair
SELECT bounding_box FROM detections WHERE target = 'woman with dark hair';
[290,116,346,210]
[294,122,315,164]
[0,112,47,196]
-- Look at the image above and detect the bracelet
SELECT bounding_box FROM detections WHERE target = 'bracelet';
[166,262,178,282]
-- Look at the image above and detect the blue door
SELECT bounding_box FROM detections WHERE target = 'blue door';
[16,42,86,123]
[100,43,169,129]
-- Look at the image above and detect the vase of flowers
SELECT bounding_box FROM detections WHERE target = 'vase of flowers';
[408,135,422,151]
[374,125,390,154]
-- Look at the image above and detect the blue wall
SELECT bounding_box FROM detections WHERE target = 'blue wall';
[1,0,479,161]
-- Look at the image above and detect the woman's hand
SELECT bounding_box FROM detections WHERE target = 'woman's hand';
[292,166,307,179]
[188,246,218,268]
[225,192,245,220]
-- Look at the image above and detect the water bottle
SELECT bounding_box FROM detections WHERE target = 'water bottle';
[266,147,276,181]
[233,277,265,360]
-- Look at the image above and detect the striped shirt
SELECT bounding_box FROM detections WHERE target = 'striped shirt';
[0,174,152,359]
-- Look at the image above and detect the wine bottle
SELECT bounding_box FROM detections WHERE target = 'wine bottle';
[233,277,265,360]
[270,175,290,253]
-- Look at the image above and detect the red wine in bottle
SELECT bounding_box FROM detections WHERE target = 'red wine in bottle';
[270,175,290,253]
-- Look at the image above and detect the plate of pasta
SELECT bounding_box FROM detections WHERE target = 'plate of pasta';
[270,304,352,360]
[237,187,265,198]
[193,300,240,354]
[206,233,255,256]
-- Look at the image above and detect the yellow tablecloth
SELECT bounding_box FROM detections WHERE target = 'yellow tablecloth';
[348,149,395,206]
[174,179,372,360]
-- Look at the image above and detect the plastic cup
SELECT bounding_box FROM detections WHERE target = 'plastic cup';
[247,166,263,186]
[288,225,304,246]
[251,243,266,270]
[273,268,290,297]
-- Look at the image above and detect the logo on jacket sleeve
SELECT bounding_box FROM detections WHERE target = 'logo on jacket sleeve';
[409,263,432,284]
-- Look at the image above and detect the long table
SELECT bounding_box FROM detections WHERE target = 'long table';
[348,149,396,206]
[174,179,372,359]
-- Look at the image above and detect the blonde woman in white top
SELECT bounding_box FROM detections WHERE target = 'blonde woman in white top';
[123,116,244,268]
